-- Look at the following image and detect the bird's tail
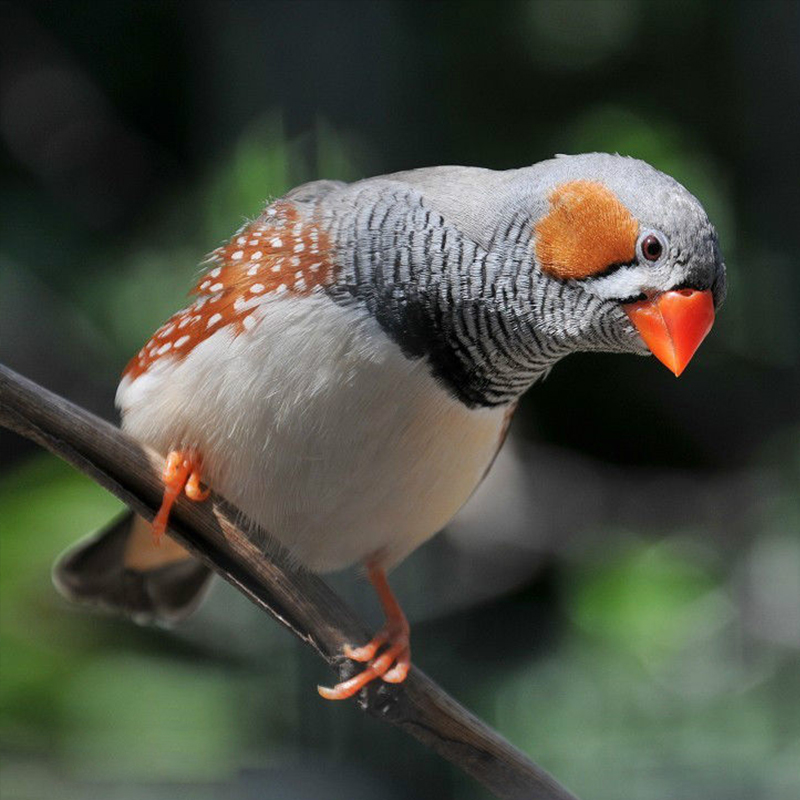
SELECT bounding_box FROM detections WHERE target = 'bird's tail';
[52,510,213,626]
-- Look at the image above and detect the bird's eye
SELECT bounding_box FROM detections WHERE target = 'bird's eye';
[640,234,663,262]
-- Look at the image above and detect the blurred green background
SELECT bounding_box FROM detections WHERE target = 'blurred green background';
[1,1,799,799]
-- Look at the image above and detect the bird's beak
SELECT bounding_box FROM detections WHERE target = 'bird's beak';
[623,289,715,376]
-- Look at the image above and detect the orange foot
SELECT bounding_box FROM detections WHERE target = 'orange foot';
[151,450,210,545]
[318,561,411,700]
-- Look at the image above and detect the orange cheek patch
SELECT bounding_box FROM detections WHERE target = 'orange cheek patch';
[123,201,333,381]
[534,180,639,280]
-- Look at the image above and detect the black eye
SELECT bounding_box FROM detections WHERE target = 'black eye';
[641,234,663,262]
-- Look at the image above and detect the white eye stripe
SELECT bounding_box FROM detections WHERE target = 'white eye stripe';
[581,266,655,300]
[582,259,689,301]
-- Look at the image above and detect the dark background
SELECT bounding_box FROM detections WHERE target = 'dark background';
[1,2,798,799]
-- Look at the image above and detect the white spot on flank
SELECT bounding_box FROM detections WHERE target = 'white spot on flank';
[250,251,263,260]
[243,314,256,330]
[232,250,244,260]
[270,237,283,248]
[207,313,222,328]
[178,316,190,329]
[158,323,175,338]
[237,236,246,245]
[209,282,223,292]
[210,267,221,278]
[310,262,321,272]
[200,280,211,290]
[294,278,307,291]
[271,264,281,272]
[250,283,265,294]
[233,296,247,311]
[294,242,305,252]
[294,270,304,279]
[247,265,259,276]
[249,239,259,246]
[157,342,172,355]
[174,335,190,348]
[275,283,288,295]
[290,256,300,267]
[195,297,208,309]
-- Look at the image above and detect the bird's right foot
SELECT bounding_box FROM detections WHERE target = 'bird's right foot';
[318,561,411,700]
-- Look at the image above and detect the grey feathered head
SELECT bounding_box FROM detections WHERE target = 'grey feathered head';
[519,153,725,375]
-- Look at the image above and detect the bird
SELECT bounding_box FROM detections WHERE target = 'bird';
[53,152,726,700]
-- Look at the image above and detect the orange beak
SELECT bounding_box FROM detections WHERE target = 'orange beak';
[623,289,715,377]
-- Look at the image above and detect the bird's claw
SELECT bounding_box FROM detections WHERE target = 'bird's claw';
[318,623,411,700]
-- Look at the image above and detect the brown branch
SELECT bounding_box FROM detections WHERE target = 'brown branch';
[0,363,580,800]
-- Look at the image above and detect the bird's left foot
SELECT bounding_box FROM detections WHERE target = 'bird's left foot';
[151,450,210,545]
[318,562,411,700]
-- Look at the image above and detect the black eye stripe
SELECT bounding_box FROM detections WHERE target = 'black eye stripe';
[582,258,637,280]
[618,293,647,304]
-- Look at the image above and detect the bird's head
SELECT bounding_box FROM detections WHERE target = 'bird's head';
[527,153,726,376]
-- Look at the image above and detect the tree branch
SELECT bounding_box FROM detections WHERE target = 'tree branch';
[0,363,579,800]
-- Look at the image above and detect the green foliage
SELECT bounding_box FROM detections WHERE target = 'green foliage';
[0,455,301,783]
[569,538,724,663]
[0,456,123,752]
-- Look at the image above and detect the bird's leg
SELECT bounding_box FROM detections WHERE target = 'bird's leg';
[151,450,209,545]
[318,560,411,700]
